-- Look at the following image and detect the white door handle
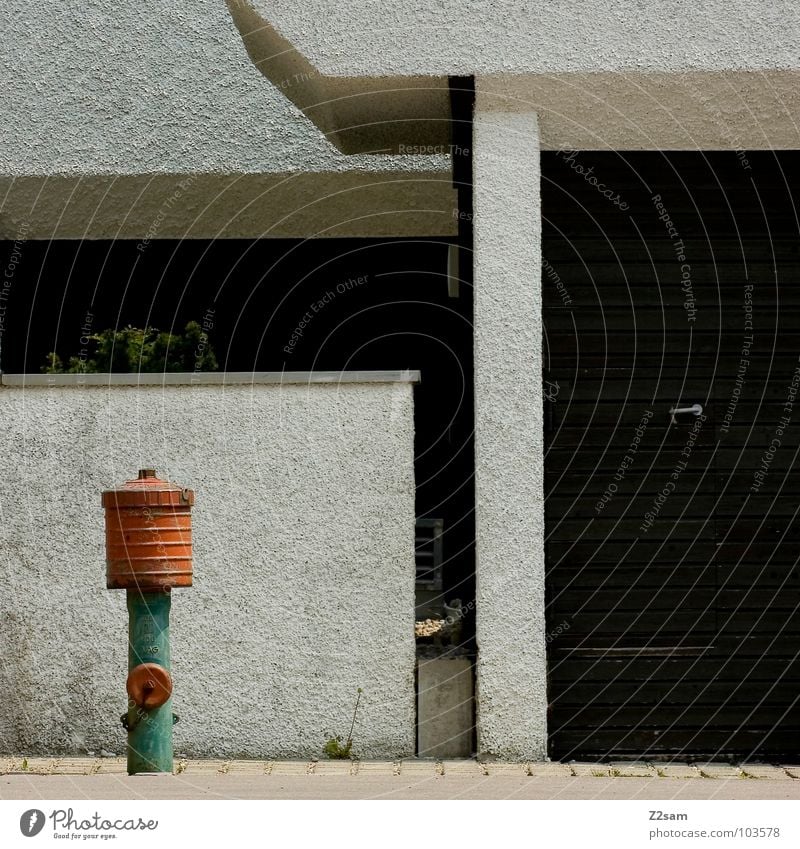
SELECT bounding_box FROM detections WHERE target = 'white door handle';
[669,403,703,424]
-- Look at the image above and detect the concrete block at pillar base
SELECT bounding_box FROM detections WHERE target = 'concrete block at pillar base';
[417,658,474,758]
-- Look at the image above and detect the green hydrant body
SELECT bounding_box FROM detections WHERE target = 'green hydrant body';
[126,591,173,775]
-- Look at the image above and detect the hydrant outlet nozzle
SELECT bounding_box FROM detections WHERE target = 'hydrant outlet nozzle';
[127,662,173,710]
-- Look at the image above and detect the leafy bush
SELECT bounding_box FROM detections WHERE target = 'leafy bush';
[42,321,218,374]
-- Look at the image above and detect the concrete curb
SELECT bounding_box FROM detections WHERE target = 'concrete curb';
[1,758,797,780]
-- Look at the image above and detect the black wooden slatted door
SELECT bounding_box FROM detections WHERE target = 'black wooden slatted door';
[543,152,800,760]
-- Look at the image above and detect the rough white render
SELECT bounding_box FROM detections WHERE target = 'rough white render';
[250,0,800,77]
[239,2,800,153]
[0,0,453,237]
[0,0,443,176]
[0,380,417,759]
[473,93,547,760]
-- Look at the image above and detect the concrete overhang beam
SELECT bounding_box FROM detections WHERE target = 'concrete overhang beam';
[226,1,452,155]
[233,2,800,154]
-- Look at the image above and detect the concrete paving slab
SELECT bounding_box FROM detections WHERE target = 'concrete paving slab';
[53,758,99,775]
[528,762,573,777]
[95,757,127,774]
[5,756,797,785]
[741,765,793,780]
[270,761,312,776]
[570,762,611,777]
[610,762,657,778]
[16,758,58,775]
[655,763,701,778]
[352,761,397,776]
[181,759,229,774]
[4,774,800,800]
[697,764,745,779]
[441,760,486,776]
[482,761,529,776]
[309,761,356,776]
[227,760,270,775]
[396,760,438,776]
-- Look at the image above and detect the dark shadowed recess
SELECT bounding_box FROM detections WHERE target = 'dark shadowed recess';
[0,236,476,635]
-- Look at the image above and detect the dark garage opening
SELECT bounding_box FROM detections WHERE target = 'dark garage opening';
[543,150,800,761]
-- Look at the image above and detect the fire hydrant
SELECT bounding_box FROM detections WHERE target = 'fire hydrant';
[103,469,194,775]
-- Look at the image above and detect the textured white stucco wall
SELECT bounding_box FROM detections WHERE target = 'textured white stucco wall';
[239,2,800,153]
[252,0,800,76]
[0,378,416,759]
[0,0,453,237]
[473,93,547,760]
[0,0,444,177]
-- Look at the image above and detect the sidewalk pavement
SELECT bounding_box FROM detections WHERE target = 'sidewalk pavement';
[2,758,800,800]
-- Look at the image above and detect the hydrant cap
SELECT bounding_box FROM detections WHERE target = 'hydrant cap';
[102,469,195,590]
[102,469,195,506]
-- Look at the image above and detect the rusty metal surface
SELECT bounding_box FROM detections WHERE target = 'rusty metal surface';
[126,662,173,710]
[103,469,194,590]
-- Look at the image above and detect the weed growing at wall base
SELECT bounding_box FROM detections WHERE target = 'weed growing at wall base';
[324,688,363,759]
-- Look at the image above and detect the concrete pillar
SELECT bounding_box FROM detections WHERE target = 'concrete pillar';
[417,657,474,758]
[473,84,547,760]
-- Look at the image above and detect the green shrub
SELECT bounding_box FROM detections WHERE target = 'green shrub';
[42,321,218,374]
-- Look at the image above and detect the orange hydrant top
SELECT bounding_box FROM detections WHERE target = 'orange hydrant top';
[103,469,194,591]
